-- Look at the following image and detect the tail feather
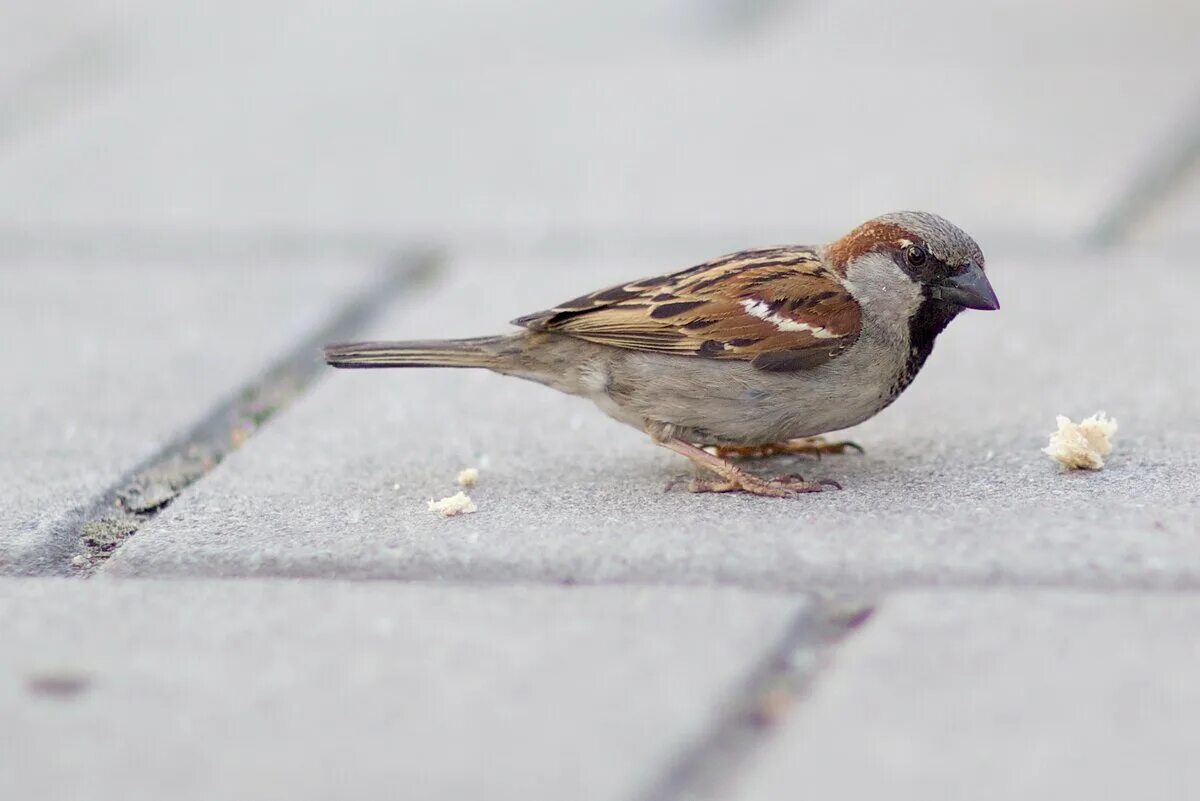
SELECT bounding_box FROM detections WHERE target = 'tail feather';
[323,336,505,369]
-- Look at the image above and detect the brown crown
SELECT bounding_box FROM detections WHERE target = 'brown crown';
[824,221,909,276]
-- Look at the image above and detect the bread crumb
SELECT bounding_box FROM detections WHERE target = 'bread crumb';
[1043,412,1118,470]
[457,467,478,487]
[427,491,477,517]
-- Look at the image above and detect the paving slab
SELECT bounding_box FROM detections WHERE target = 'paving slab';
[0,256,383,574]
[0,577,802,801]
[731,590,1200,801]
[0,1,1195,243]
[104,244,1200,589]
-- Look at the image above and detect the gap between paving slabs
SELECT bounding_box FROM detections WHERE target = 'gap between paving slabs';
[52,248,440,577]
[1087,91,1200,248]
[634,600,874,801]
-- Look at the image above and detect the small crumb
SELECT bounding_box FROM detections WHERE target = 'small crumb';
[70,555,86,567]
[392,483,401,491]
[457,467,478,487]
[427,491,477,518]
[1043,412,1118,470]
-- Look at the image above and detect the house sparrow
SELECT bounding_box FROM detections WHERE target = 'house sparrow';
[325,211,998,497]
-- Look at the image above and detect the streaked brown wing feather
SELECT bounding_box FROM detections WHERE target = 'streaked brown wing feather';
[513,247,862,372]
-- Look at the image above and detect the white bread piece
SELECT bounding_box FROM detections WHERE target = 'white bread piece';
[1043,412,1118,470]
[427,491,477,517]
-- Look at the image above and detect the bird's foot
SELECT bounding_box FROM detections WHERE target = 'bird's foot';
[658,437,842,499]
[712,437,864,461]
[688,472,841,498]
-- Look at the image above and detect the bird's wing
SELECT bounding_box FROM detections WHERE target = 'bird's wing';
[513,246,862,372]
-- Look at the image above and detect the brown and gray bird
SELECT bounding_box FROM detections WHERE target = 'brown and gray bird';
[325,211,998,497]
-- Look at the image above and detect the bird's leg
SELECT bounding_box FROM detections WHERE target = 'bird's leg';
[658,438,840,498]
[712,436,864,461]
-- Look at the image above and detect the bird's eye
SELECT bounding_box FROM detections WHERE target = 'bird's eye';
[904,245,928,267]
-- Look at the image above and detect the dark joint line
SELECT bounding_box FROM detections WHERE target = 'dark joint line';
[18,249,439,578]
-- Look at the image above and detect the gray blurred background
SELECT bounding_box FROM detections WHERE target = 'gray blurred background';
[2,0,1198,255]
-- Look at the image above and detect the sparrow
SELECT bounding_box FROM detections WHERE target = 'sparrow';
[325,211,998,497]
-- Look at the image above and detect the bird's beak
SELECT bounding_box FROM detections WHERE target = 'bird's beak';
[932,264,999,311]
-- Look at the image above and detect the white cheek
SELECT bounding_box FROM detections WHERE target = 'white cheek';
[843,252,923,320]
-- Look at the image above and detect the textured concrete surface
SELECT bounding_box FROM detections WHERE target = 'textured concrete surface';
[0,578,801,801]
[4,0,1200,797]
[104,245,1200,588]
[0,258,380,573]
[731,590,1200,801]
[0,1,1195,242]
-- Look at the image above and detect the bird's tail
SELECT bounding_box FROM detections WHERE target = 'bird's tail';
[323,336,510,369]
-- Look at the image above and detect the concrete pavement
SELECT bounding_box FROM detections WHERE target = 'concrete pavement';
[101,247,1200,590]
[0,578,804,801]
[2,1,1200,798]
[732,591,1200,801]
[0,256,394,575]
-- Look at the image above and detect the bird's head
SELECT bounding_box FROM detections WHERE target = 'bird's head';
[825,211,998,332]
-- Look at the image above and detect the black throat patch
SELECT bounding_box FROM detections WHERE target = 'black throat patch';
[888,295,961,401]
